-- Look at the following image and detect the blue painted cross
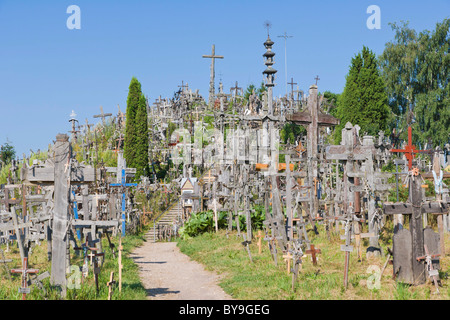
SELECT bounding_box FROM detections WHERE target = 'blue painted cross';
[72,190,82,240]
[110,169,137,236]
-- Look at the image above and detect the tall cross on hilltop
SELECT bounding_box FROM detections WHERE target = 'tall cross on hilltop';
[202,44,224,108]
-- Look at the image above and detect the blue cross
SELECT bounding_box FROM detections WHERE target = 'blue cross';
[72,190,82,241]
[110,169,137,236]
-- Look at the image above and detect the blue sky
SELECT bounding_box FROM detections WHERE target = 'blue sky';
[0,0,449,157]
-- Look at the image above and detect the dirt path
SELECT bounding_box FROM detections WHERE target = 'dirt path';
[130,240,233,300]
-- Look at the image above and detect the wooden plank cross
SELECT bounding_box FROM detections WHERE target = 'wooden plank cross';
[202,44,224,107]
[286,84,339,219]
[107,271,116,300]
[93,106,113,126]
[305,244,321,266]
[383,171,448,285]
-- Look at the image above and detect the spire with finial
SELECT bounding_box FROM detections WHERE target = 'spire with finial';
[262,21,277,114]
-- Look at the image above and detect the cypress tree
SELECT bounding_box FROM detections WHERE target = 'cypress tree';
[334,46,391,144]
[134,93,149,179]
[124,77,142,168]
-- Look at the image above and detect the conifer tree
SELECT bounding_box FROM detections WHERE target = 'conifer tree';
[334,46,391,144]
[124,77,142,169]
[134,93,149,179]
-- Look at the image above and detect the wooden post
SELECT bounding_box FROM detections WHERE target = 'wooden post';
[256,230,263,254]
[433,154,445,256]
[107,271,116,300]
[409,175,426,285]
[50,134,71,296]
[118,237,123,292]
[283,250,293,275]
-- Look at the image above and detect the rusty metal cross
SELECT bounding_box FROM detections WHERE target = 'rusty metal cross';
[389,126,430,170]
[11,257,39,300]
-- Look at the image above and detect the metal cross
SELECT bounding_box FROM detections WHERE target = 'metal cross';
[389,126,431,170]
[278,31,293,96]
[11,257,39,300]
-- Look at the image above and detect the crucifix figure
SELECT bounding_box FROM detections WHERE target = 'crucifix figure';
[202,44,224,108]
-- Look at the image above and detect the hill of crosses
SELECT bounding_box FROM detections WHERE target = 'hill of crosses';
[0,32,449,300]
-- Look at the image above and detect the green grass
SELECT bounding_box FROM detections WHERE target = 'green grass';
[177,224,450,300]
[0,230,148,300]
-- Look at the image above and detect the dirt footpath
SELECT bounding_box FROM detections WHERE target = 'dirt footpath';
[130,241,233,300]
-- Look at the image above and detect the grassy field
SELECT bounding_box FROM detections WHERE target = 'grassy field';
[177,223,450,300]
[0,231,148,300]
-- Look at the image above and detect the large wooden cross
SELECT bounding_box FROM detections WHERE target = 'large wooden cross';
[287,77,297,101]
[93,106,112,126]
[286,85,339,218]
[202,44,224,108]
[383,172,448,285]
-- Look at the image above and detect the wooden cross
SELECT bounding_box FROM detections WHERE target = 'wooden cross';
[416,244,440,294]
[202,44,224,107]
[314,75,320,85]
[286,85,339,219]
[389,126,430,170]
[230,81,242,98]
[256,230,263,254]
[305,244,321,266]
[178,80,188,93]
[0,248,12,280]
[93,106,113,126]
[263,231,280,266]
[282,250,293,275]
[0,187,21,211]
[241,234,253,263]
[87,249,104,294]
[287,77,297,100]
[11,257,39,300]
[107,271,116,300]
[383,172,448,285]
[118,237,123,292]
